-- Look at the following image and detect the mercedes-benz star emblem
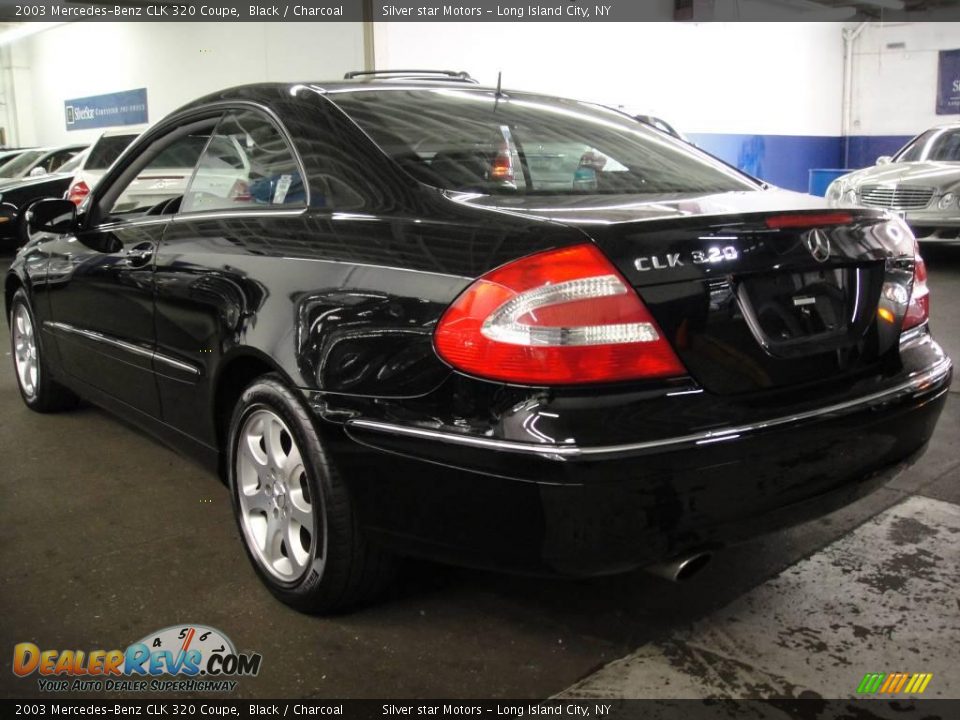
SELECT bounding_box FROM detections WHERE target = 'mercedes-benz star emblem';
[805,228,831,263]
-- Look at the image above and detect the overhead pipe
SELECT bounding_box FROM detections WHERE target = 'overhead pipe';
[842,22,869,169]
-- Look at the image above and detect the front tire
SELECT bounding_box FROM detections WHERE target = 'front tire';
[9,289,78,413]
[227,374,395,613]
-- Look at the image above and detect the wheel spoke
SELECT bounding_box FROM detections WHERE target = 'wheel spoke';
[264,416,286,469]
[282,443,304,482]
[242,487,271,514]
[285,516,310,571]
[264,511,283,557]
[243,431,269,470]
[290,499,312,528]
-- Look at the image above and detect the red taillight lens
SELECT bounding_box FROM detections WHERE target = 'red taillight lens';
[489,146,514,182]
[229,179,251,202]
[903,248,929,331]
[434,244,687,385]
[67,181,90,206]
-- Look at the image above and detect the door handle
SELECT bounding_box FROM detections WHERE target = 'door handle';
[120,243,154,268]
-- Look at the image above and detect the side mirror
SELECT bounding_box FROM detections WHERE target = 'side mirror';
[876,156,892,166]
[29,167,47,177]
[25,198,78,234]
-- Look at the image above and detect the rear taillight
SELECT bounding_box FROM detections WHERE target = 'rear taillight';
[434,244,687,385]
[903,246,929,331]
[67,181,90,206]
[229,179,252,202]
[489,145,514,182]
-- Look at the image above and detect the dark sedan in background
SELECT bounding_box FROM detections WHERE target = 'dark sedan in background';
[6,74,951,613]
[0,152,84,248]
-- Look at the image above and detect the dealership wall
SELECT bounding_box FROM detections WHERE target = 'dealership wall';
[846,21,960,168]
[374,21,846,190]
[10,21,960,194]
[20,22,365,147]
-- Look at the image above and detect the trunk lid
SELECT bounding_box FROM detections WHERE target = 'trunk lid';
[452,190,917,395]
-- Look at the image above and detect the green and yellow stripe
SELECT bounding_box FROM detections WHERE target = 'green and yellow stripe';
[857,672,933,695]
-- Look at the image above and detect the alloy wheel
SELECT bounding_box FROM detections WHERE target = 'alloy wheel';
[235,408,321,582]
[12,304,39,400]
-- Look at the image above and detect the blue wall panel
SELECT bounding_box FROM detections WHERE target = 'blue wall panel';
[688,133,842,192]
[687,133,919,193]
[843,135,912,170]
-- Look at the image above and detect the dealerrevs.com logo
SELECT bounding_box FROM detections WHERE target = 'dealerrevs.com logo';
[13,625,262,693]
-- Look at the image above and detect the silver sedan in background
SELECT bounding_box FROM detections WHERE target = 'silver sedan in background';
[827,124,960,244]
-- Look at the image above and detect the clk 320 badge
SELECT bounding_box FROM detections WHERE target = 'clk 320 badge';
[634,246,739,271]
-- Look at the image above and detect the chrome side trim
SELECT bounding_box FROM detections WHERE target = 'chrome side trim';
[348,358,952,460]
[94,217,174,232]
[172,207,308,224]
[43,321,200,377]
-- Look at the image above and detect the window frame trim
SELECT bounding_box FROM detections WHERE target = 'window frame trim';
[83,100,311,232]
[179,105,310,218]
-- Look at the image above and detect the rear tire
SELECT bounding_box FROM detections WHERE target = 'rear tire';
[9,289,78,413]
[227,373,396,613]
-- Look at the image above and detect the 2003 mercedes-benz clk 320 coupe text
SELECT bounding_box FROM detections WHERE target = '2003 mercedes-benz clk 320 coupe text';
[6,73,952,612]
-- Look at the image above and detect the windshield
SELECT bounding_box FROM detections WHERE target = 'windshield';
[86,134,137,170]
[895,128,960,163]
[0,150,43,178]
[331,89,756,196]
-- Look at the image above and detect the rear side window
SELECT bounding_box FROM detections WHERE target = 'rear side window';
[331,89,755,196]
[182,110,305,213]
[86,134,138,170]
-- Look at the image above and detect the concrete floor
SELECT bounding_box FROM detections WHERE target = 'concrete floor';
[0,247,957,700]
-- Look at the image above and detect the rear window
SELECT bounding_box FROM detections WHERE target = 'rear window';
[86,134,137,170]
[331,89,755,196]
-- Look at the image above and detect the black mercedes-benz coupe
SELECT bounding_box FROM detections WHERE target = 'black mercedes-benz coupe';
[6,74,952,612]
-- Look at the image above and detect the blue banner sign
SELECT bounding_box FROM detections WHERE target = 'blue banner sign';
[64,88,148,131]
[936,49,960,115]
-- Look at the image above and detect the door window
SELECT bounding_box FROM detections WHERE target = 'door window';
[44,149,81,173]
[103,132,213,219]
[182,110,305,213]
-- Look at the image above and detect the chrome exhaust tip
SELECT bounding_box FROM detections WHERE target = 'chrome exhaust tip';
[645,552,712,582]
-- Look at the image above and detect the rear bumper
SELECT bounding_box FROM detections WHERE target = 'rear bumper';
[907,217,960,242]
[324,344,952,576]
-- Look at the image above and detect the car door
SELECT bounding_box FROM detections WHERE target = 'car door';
[152,108,308,443]
[43,120,218,418]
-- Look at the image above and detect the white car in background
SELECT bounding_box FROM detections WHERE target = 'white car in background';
[67,126,146,205]
[827,124,960,244]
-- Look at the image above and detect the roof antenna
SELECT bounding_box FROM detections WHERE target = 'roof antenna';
[494,71,503,112]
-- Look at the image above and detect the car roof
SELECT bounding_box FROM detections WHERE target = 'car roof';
[176,78,558,114]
